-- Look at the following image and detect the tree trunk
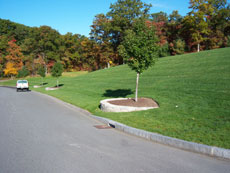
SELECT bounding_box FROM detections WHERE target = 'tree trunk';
[197,43,200,52]
[32,58,35,76]
[135,73,140,102]
[42,53,48,75]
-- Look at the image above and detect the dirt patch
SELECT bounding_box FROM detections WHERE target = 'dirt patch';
[108,98,159,108]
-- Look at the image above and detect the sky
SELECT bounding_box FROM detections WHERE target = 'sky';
[0,0,209,36]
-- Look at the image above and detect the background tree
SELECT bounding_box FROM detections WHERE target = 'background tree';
[167,11,184,55]
[51,62,63,87]
[1,0,230,75]
[38,66,46,85]
[104,0,152,64]
[151,11,168,23]
[148,12,169,57]
[181,0,214,52]
[17,66,29,78]
[5,40,23,72]
[169,39,186,55]
[4,62,18,78]
[119,18,159,102]
[60,33,85,71]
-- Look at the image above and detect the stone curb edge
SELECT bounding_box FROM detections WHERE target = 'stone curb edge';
[100,98,158,112]
[88,115,230,160]
[48,92,230,160]
[2,86,229,160]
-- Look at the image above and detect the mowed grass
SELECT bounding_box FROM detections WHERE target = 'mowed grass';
[2,48,230,148]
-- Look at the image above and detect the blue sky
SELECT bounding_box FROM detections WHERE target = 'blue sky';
[0,0,206,36]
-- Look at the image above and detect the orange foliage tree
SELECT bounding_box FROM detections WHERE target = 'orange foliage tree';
[4,39,23,77]
[5,40,23,68]
[4,62,18,77]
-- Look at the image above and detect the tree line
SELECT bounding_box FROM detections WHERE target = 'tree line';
[0,0,229,78]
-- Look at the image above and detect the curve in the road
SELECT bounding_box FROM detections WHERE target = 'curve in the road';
[0,87,229,173]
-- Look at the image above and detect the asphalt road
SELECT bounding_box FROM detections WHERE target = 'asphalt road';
[0,87,229,173]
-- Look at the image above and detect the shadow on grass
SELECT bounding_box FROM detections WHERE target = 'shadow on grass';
[103,89,133,98]
[38,82,48,86]
[55,84,64,87]
[40,82,48,86]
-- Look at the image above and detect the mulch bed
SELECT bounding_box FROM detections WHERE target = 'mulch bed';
[108,98,159,108]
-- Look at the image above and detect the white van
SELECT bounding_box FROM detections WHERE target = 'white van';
[16,80,29,92]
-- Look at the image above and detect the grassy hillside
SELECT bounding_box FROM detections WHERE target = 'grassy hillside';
[1,48,230,148]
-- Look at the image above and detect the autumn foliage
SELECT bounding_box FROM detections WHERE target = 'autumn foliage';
[4,62,18,77]
[5,40,23,70]
[0,0,229,78]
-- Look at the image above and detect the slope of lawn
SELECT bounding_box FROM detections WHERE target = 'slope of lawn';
[1,48,230,149]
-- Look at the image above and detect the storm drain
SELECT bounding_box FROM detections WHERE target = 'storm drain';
[94,124,113,129]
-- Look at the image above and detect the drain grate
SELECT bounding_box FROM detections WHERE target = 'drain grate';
[94,125,113,129]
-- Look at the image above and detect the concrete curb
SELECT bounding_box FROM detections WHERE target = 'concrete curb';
[0,86,16,89]
[33,85,42,88]
[88,115,230,160]
[2,86,229,160]
[100,98,158,112]
[45,87,59,91]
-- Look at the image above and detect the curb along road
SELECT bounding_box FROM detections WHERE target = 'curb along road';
[34,90,230,160]
[90,115,230,160]
[1,86,230,160]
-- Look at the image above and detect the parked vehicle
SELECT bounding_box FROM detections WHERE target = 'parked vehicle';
[16,80,29,92]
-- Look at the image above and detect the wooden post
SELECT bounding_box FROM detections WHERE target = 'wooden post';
[197,43,200,52]
[135,73,139,102]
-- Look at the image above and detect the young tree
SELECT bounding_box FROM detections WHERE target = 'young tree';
[38,66,46,85]
[118,18,159,102]
[51,62,63,87]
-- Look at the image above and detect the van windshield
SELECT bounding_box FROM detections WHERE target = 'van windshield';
[18,80,28,84]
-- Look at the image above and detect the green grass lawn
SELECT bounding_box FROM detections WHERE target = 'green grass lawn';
[1,48,230,149]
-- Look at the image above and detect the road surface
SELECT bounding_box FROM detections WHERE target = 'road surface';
[0,87,229,173]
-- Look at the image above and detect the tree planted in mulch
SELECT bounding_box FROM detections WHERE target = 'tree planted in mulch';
[38,66,46,85]
[51,62,63,87]
[118,17,159,102]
